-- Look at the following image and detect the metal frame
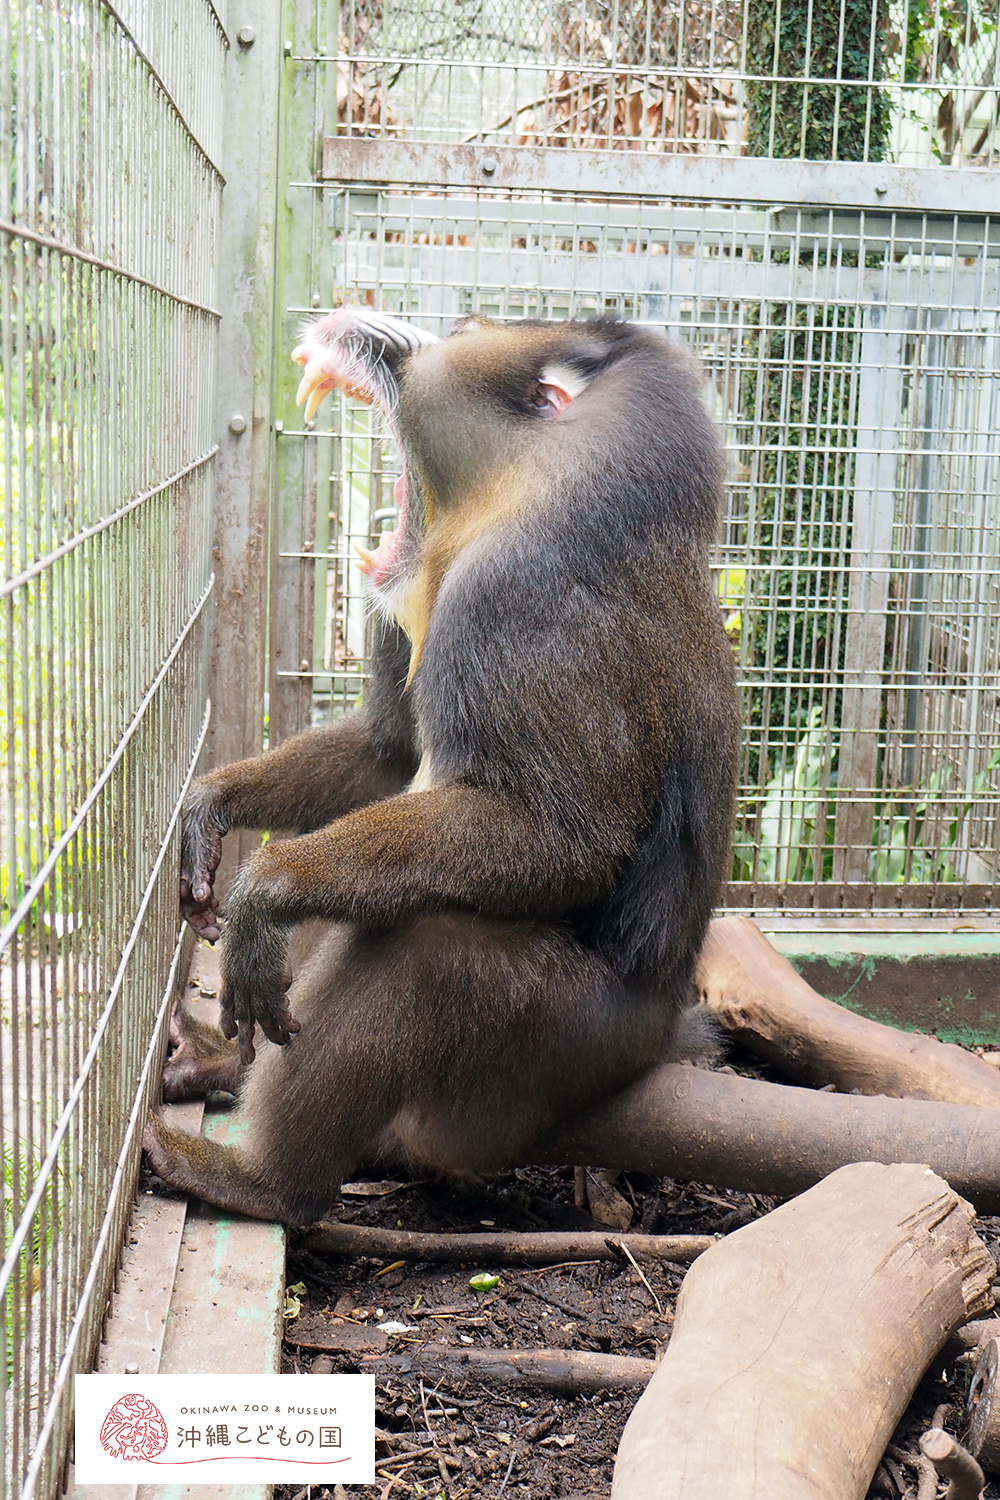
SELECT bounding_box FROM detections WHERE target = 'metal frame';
[264,0,1000,931]
[208,2,283,887]
[1,2,226,1494]
[322,138,1000,214]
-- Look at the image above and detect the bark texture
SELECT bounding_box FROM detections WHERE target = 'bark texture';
[611,1163,993,1500]
[697,915,1000,1107]
[538,1063,1000,1214]
[303,1221,711,1265]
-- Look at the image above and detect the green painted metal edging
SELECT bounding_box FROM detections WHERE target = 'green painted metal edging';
[768,931,1000,1046]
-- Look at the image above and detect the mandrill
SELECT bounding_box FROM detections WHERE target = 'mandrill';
[143,310,740,1225]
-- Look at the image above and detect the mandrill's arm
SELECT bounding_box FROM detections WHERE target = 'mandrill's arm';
[220,781,634,1061]
[181,622,417,939]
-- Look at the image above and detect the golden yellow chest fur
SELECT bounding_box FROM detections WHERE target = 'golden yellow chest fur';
[391,471,540,685]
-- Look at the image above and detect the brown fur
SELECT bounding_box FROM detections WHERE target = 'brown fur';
[145,313,739,1225]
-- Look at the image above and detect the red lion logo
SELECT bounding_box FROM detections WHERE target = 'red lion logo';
[100,1393,168,1460]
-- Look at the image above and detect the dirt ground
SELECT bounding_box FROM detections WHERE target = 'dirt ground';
[271,1151,1000,1500]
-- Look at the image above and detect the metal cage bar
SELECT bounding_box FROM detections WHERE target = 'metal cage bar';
[0,1,224,1493]
[269,0,1000,929]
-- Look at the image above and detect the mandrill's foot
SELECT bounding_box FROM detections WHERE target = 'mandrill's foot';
[142,1113,331,1225]
[161,1001,244,1101]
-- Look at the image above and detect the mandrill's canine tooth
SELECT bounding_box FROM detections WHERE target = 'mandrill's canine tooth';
[353,541,377,575]
[295,368,317,407]
[296,358,331,413]
[303,379,333,422]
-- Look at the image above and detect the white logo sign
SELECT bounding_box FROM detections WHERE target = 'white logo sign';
[75,1373,376,1483]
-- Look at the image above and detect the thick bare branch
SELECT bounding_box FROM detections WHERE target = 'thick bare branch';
[919,1428,985,1500]
[303,1221,712,1265]
[364,1344,656,1395]
[697,915,1000,1107]
[612,1164,992,1500]
[538,1062,1000,1214]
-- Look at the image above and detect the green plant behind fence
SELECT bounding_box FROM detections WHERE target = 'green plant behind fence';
[745,0,891,159]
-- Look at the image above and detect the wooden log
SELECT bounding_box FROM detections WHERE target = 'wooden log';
[302,1221,713,1265]
[611,1163,993,1500]
[360,1343,656,1395]
[537,1063,1000,1214]
[919,1429,985,1500]
[697,915,1000,1107]
[949,1319,1000,1354]
[967,1337,1000,1474]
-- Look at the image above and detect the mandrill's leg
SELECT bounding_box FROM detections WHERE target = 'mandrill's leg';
[144,916,683,1226]
[161,1003,243,1101]
[145,925,404,1224]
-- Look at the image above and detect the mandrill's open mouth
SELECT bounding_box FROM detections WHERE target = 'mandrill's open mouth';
[353,472,408,580]
[291,308,439,590]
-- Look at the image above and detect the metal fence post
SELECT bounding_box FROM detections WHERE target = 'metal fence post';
[833,300,906,883]
[209,0,283,879]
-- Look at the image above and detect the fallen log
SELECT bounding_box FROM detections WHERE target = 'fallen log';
[919,1428,985,1500]
[697,915,1000,1107]
[302,1221,712,1265]
[537,1063,1000,1214]
[360,1343,656,1395]
[967,1337,1000,1473]
[611,1163,993,1500]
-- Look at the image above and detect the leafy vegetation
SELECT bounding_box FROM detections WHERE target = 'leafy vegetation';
[735,705,832,881]
[738,300,857,793]
[871,746,1000,882]
[736,715,1000,884]
[2,1144,62,1384]
[745,0,891,159]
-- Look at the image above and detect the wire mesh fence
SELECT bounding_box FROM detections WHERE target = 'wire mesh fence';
[327,0,1000,165]
[0,1,223,1494]
[0,0,997,1483]
[270,0,1000,926]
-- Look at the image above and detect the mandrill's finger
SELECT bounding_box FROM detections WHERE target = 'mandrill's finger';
[237,1019,257,1066]
[219,1000,238,1041]
[258,1009,301,1048]
[180,868,220,910]
[191,916,223,943]
[239,1021,257,1066]
[180,898,223,942]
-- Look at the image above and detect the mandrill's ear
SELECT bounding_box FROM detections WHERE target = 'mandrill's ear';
[533,362,593,416]
[291,309,440,421]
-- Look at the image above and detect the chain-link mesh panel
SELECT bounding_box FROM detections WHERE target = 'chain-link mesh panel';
[272,167,999,921]
[1,3,223,1493]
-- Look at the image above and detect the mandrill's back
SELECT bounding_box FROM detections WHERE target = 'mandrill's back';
[404,320,740,1002]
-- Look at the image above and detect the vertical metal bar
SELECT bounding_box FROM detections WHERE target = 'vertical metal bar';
[832,300,907,882]
[209,0,282,886]
[269,0,322,744]
[902,326,944,787]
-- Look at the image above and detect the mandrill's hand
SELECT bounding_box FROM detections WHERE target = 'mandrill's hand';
[179,783,227,941]
[218,854,301,1064]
